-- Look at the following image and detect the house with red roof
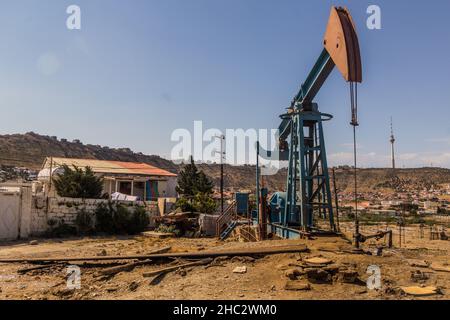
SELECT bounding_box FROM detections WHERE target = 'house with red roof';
[38,157,177,200]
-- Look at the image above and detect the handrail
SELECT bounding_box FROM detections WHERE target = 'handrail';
[239,225,258,242]
[216,200,237,237]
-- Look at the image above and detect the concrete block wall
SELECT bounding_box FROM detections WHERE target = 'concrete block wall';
[29,196,160,236]
[19,186,32,239]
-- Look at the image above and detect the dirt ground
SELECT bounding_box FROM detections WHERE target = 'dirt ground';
[0,224,448,300]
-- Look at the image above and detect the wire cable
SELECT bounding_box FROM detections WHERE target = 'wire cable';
[350,82,360,247]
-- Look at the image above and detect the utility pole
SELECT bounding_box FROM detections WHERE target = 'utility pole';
[46,157,53,215]
[48,157,53,193]
[390,117,396,175]
[214,135,225,213]
[256,141,260,228]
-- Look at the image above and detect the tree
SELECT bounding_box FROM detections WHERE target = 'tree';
[196,171,214,194]
[175,157,200,197]
[53,165,103,199]
[176,156,213,195]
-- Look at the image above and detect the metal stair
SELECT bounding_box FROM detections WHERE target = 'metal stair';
[216,200,237,240]
[219,220,237,240]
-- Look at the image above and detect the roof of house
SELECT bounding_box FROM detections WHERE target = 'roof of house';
[41,157,177,177]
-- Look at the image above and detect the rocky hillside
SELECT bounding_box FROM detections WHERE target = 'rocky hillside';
[0,132,177,172]
[333,167,450,194]
[1,132,449,194]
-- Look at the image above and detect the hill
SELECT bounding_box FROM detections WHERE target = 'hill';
[0,132,177,172]
[1,132,449,194]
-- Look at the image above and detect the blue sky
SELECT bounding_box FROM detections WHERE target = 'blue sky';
[0,0,449,168]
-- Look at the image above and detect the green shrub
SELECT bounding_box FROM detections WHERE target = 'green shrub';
[46,218,77,238]
[94,202,116,234]
[94,202,149,235]
[175,193,217,213]
[114,204,132,234]
[128,206,150,234]
[193,192,216,213]
[174,196,195,212]
[154,224,181,236]
[75,208,95,234]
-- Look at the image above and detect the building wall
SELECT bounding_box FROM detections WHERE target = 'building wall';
[1,181,177,240]
[29,196,160,236]
[97,176,177,198]
[19,185,32,238]
[0,184,33,240]
[165,177,177,197]
[0,191,21,240]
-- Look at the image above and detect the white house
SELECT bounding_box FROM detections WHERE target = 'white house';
[38,157,177,200]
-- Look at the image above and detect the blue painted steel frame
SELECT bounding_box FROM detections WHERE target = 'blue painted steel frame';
[274,47,338,235]
[282,109,335,231]
[278,49,335,141]
[269,223,302,240]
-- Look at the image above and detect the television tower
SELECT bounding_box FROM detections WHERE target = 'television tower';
[390,117,396,173]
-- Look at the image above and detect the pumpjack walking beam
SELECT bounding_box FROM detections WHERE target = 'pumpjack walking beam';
[278,6,362,231]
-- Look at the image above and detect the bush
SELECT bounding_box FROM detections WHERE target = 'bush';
[46,218,77,238]
[154,224,181,237]
[75,208,95,234]
[94,202,149,235]
[114,205,131,234]
[128,206,150,234]
[174,196,195,212]
[193,192,216,214]
[175,193,217,213]
[94,202,116,234]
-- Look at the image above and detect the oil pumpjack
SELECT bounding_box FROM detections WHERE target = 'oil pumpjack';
[259,6,363,239]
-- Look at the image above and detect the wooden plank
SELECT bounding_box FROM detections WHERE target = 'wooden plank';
[0,244,308,264]
[0,246,172,264]
[18,263,66,274]
[143,258,213,278]
[98,259,152,276]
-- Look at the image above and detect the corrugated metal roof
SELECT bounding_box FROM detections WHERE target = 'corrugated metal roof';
[42,157,176,177]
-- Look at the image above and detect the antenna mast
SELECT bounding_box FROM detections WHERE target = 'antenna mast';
[390,117,396,174]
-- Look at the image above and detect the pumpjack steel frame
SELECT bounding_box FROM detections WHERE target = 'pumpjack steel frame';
[277,48,338,232]
[282,106,335,231]
[261,6,362,236]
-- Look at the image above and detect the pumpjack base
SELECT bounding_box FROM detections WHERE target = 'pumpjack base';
[268,223,339,240]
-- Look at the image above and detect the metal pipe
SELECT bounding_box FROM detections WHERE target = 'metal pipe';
[332,167,340,231]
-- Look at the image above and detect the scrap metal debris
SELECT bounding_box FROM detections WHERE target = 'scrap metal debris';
[232,266,247,274]
[284,281,311,291]
[401,286,440,296]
